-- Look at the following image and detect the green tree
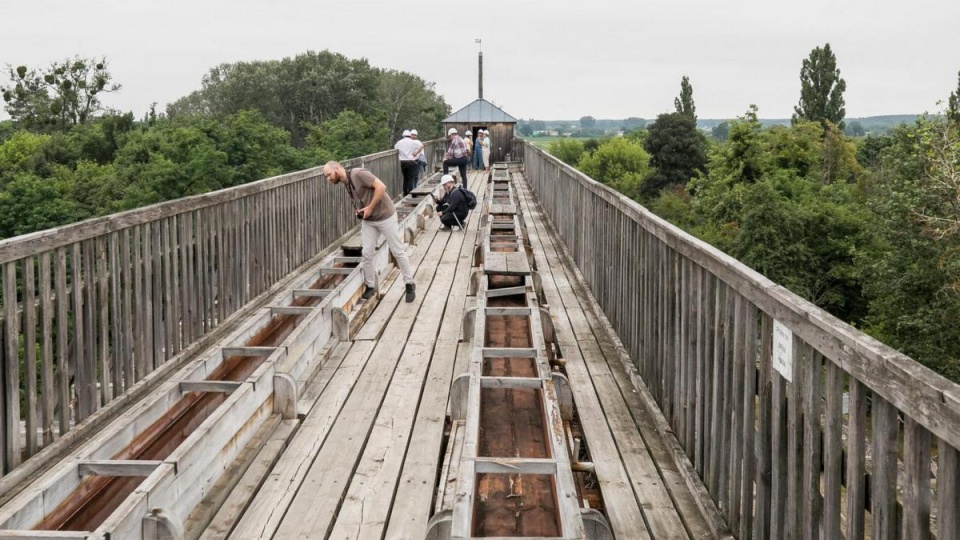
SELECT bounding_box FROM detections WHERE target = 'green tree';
[0,174,80,238]
[792,43,847,129]
[949,70,960,125]
[304,109,388,161]
[111,124,232,207]
[518,122,533,136]
[579,116,596,129]
[208,109,303,185]
[844,120,865,137]
[168,50,382,146]
[377,69,449,143]
[674,76,696,121]
[857,117,960,380]
[855,134,893,169]
[642,112,707,197]
[528,119,546,133]
[711,121,730,141]
[0,131,52,185]
[623,117,646,131]
[2,57,120,130]
[547,139,585,167]
[578,137,650,200]
[690,113,869,321]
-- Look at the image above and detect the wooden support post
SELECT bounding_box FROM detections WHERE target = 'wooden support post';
[581,508,614,540]
[269,306,315,316]
[274,373,298,420]
[462,307,477,342]
[179,381,242,394]
[78,460,164,477]
[143,508,183,540]
[486,286,527,298]
[425,510,453,540]
[469,270,482,296]
[551,372,574,422]
[332,307,350,342]
[222,346,276,357]
[532,271,543,299]
[540,306,555,344]
[450,374,471,421]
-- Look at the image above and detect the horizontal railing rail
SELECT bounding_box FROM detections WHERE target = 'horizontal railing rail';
[519,138,960,539]
[0,140,442,478]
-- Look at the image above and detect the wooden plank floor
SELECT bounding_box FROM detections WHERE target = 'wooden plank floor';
[217,169,723,540]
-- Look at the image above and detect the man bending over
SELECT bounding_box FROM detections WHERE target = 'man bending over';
[323,161,416,302]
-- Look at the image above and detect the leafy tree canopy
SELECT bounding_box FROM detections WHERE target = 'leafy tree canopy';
[674,76,696,121]
[793,43,847,129]
[167,50,448,146]
[547,139,585,167]
[1,56,120,131]
[949,70,960,125]
[642,111,707,197]
[578,137,650,200]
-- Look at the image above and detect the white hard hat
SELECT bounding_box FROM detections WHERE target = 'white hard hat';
[410,129,418,136]
[440,174,454,186]
[465,130,472,136]
[402,129,411,137]
[447,127,458,136]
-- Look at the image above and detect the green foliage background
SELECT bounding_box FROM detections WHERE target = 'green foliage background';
[0,50,449,241]
[548,108,960,382]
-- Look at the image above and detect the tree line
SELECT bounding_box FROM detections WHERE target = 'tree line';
[549,44,960,382]
[0,50,451,240]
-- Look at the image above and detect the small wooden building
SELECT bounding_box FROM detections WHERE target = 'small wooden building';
[442,99,518,163]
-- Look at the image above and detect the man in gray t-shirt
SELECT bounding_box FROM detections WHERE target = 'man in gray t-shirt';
[323,160,416,302]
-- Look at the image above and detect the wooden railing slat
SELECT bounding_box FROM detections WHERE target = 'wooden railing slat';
[23,256,38,457]
[938,440,960,540]
[519,139,960,539]
[903,418,932,540]
[39,252,55,446]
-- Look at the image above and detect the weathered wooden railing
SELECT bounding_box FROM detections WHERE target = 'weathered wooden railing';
[0,140,441,479]
[520,139,960,539]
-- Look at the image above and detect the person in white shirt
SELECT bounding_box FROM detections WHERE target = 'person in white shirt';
[394,129,424,195]
[411,129,427,177]
[481,129,492,170]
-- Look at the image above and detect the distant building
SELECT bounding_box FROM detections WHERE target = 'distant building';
[442,98,518,163]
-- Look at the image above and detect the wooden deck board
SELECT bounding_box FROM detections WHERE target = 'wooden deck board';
[219,170,708,540]
[227,339,378,539]
[483,251,530,276]
[385,178,483,539]
[329,176,482,539]
[269,228,453,539]
[516,172,723,539]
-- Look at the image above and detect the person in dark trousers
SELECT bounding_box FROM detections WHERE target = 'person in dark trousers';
[442,128,470,184]
[394,129,423,196]
[411,129,427,177]
[434,174,469,230]
[473,131,484,170]
[323,160,416,303]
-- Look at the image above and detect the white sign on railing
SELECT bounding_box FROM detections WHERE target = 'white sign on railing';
[773,319,794,382]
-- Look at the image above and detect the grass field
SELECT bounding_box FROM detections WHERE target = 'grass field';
[527,136,594,150]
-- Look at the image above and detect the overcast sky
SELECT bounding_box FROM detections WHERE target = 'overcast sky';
[2,0,958,122]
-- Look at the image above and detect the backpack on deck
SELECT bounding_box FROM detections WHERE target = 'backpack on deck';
[459,186,478,210]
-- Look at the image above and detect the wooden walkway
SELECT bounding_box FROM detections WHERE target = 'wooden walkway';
[206,170,721,540]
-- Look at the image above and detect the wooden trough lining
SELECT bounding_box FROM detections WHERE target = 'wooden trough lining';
[450,170,585,539]
[0,193,434,538]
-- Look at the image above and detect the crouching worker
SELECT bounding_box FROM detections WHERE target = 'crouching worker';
[434,174,469,231]
[323,161,416,303]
